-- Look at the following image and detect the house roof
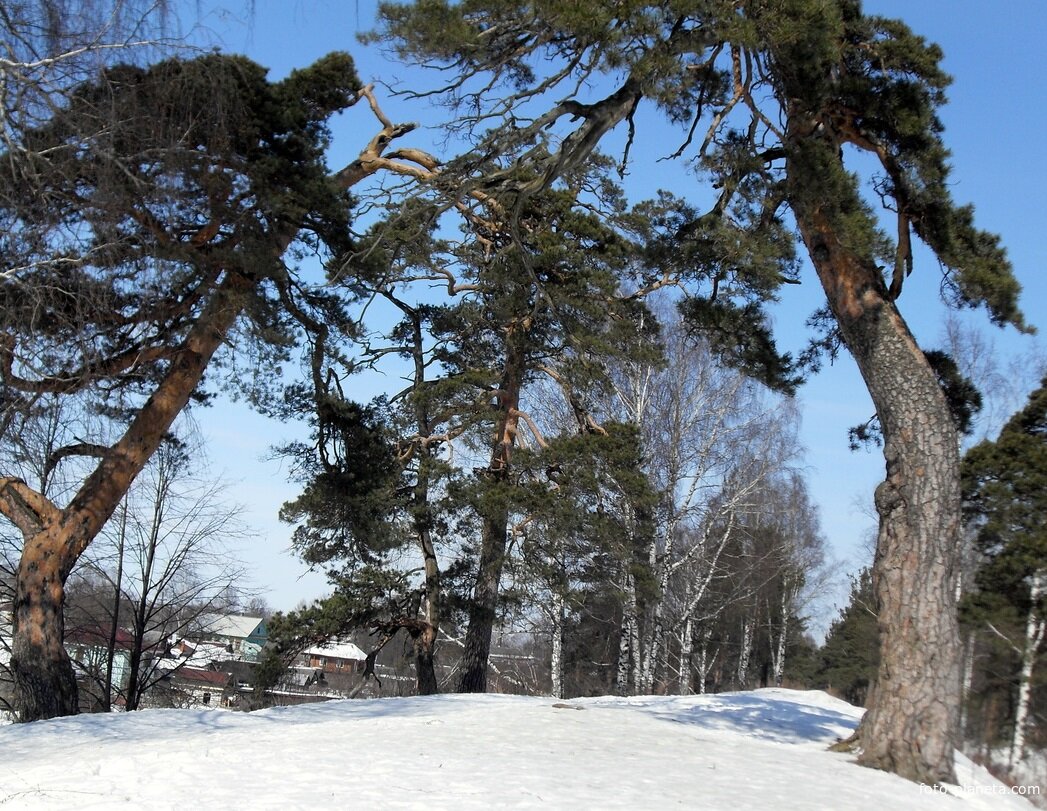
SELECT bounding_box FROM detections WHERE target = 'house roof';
[168,639,233,670]
[196,614,266,640]
[65,625,137,651]
[174,668,232,687]
[303,640,367,661]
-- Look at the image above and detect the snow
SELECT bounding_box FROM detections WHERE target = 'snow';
[0,688,1038,809]
[302,639,367,661]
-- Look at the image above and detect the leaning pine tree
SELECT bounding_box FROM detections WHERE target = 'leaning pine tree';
[372,0,1029,782]
[0,50,438,720]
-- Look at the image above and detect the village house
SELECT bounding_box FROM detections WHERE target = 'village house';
[193,614,268,662]
[301,640,367,675]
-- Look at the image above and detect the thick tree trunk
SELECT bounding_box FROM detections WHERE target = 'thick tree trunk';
[456,334,526,693]
[457,513,511,693]
[793,188,962,784]
[412,622,440,696]
[11,533,79,719]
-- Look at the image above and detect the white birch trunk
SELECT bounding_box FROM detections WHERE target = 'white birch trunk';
[616,569,638,696]
[550,588,565,700]
[679,614,694,694]
[737,615,755,689]
[1009,571,1046,770]
[770,582,792,687]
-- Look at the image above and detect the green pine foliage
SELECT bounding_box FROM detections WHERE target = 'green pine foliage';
[963,378,1047,585]
[817,568,880,707]
[371,0,1026,334]
[0,51,361,417]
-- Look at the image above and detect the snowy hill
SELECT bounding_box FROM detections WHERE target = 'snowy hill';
[0,688,1036,809]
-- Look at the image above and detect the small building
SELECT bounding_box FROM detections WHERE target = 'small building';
[194,614,267,662]
[301,640,367,674]
[156,666,234,708]
[65,624,136,695]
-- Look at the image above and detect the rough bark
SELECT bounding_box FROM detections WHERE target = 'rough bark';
[410,304,442,697]
[411,622,440,696]
[456,334,526,693]
[11,533,79,719]
[793,175,962,783]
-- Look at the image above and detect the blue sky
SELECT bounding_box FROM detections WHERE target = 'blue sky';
[185,1,1047,623]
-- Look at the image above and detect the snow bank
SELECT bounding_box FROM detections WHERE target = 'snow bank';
[0,688,1036,809]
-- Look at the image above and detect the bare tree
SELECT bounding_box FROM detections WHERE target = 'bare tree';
[602,303,804,694]
[68,433,250,711]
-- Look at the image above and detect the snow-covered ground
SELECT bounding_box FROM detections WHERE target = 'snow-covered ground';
[0,688,1038,809]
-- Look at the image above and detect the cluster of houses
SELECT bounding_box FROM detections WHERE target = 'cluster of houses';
[0,609,369,713]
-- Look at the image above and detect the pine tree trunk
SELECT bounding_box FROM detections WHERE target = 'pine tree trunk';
[792,175,962,783]
[457,335,526,693]
[458,515,509,693]
[10,532,80,719]
[413,623,439,696]
[405,302,443,698]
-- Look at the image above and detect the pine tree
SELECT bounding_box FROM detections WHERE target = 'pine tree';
[0,52,363,719]
[370,0,1028,781]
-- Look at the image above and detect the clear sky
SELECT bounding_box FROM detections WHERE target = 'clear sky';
[182,1,1047,623]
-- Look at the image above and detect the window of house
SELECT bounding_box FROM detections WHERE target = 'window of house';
[202,692,211,705]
